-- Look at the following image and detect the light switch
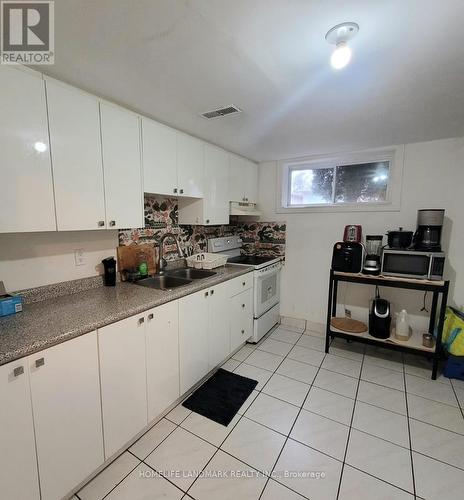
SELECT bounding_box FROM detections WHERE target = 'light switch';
[74,248,85,266]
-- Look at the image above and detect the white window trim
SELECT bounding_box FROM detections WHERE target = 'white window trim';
[276,145,404,214]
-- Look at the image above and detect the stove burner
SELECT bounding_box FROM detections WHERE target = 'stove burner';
[227,255,276,266]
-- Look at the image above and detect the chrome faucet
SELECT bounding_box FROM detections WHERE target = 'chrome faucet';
[157,233,184,274]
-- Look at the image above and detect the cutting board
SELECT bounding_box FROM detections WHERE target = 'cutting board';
[331,317,368,333]
[117,244,157,280]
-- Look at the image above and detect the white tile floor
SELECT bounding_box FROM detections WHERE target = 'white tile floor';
[76,325,464,500]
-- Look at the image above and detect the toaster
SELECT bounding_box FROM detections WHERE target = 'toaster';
[331,242,364,273]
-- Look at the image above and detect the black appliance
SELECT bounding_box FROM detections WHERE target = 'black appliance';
[331,242,364,273]
[102,257,116,286]
[386,227,414,249]
[381,249,445,281]
[369,292,391,339]
[363,235,383,275]
[414,209,444,251]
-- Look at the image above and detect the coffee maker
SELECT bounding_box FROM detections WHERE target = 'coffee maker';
[363,235,383,275]
[414,209,444,251]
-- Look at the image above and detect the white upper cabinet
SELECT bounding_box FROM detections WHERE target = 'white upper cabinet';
[0,67,55,233]
[46,78,106,231]
[0,359,40,500]
[142,118,177,196]
[177,132,204,197]
[203,145,230,225]
[29,332,104,500]
[100,102,144,229]
[229,154,258,203]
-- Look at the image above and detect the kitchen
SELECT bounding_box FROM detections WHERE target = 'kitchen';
[1,2,464,500]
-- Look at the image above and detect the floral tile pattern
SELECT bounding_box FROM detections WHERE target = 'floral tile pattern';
[118,194,286,261]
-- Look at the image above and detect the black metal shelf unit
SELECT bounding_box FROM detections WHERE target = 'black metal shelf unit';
[325,270,450,380]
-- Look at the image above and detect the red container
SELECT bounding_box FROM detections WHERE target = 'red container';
[343,225,362,243]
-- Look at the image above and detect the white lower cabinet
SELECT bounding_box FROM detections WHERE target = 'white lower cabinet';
[28,332,104,500]
[179,288,210,394]
[230,287,254,352]
[98,314,148,458]
[146,301,180,421]
[208,282,232,369]
[0,359,40,500]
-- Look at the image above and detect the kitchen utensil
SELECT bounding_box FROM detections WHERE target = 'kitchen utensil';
[117,244,157,280]
[387,227,414,249]
[331,317,367,333]
[343,225,362,243]
[331,242,364,273]
[363,235,383,275]
[414,209,445,251]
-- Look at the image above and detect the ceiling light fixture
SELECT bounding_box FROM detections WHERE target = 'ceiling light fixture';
[325,22,359,70]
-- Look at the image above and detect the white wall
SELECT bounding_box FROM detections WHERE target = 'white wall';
[0,231,118,292]
[259,137,464,330]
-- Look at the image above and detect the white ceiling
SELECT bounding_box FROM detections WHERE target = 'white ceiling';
[42,0,464,161]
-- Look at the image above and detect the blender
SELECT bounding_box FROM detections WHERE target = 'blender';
[363,235,383,275]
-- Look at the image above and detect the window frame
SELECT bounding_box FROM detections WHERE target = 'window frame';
[277,146,404,213]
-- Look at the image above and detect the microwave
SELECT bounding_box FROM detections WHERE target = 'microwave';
[381,249,445,280]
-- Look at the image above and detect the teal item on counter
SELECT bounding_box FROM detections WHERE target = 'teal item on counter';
[0,294,23,317]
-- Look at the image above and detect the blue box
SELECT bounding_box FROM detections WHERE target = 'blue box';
[0,294,23,317]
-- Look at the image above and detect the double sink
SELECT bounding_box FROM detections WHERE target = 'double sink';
[135,267,217,290]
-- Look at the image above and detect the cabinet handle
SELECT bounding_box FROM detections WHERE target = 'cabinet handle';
[97,220,105,227]
[206,219,210,224]
[242,281,246,286]
[180,189,184,194]
[205,291,209,297]
[138,317,145,325]
[147,313,154,320]
[173,188,178,194]
[242,303,245,308]
[245,198,249,202]
[35,358,45,368]
[109,220,116,227]
[13,366,24,377]
[241,329,245,334]
[210,289,214,295]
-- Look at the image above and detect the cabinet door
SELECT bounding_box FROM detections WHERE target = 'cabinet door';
[146,301,180,421]
[204,145,230,225]
[243,159,258,203]
[142,118,178,196]
[0,67,55,233]
[46,78,106,230]
[179,289,209,394]
[0,360,40,500]
[230,288,254,352]
[177,133,204,197]
[29,332,104,500]
[208,282,231,368]
[229,154,246,202]
[99,314,148,458]
[100,102,144,229]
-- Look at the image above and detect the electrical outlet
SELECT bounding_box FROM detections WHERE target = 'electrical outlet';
[345,308,352,318]
[74,248,85,266]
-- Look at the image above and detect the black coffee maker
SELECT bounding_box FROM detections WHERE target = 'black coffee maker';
[102,257,116,286]
[414,209,444,251]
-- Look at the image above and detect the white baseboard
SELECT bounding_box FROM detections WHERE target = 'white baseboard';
[279,315,307,333]
[305,320,325,336]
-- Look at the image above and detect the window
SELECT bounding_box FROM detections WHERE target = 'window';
[279,148,401,212]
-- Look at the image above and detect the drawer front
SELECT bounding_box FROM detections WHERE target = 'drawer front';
[230,288,254,351]
[228,272,253,297]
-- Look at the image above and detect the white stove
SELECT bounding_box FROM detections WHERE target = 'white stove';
[208,236,282,343]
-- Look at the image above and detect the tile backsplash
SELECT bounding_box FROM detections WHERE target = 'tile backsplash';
[118,194,286,261]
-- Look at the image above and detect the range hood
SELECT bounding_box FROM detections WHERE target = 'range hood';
[230,201,261,217]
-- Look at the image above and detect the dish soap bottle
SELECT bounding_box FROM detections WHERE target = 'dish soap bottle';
[395,309,411,341]
[136,249,148,278]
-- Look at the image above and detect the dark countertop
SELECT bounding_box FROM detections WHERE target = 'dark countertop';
[0,265,253,366]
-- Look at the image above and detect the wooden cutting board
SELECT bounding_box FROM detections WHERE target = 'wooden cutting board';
[331,317,368,333]
[117,244,157,280]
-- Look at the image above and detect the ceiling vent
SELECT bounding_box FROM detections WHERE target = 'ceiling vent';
[200,105,242,119]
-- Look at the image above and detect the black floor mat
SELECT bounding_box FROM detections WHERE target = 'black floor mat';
[182,369,258,426]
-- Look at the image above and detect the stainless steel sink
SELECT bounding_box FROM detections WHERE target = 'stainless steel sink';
[135,275,192,290]
[165,268,217,280]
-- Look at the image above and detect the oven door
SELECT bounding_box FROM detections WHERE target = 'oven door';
[254,263,281,318]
